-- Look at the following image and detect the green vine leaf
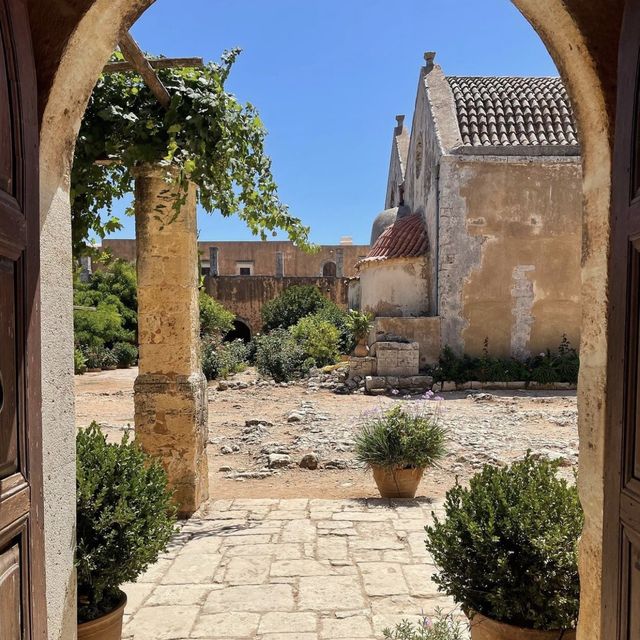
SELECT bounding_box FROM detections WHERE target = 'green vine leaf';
[71,49,313,256]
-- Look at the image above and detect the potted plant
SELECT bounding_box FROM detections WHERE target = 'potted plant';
[354,405,446,498]
[76,423,177,640]
[425,454,583,639]
[346,309,373,357]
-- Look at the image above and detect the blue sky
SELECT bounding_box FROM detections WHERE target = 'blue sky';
[104,0,558,245]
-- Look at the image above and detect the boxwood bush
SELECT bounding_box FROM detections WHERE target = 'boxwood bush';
[76,423,176,622]
[425,454,583,630]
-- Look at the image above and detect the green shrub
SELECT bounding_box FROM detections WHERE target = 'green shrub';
[290,314,340,367]
[100,348,118,369]
[74,302,131,351]
[199,291,235,337]
[76,423,177,622]
[425,454,583,630]
[529,335,579,384]
[74,348,87,375]
[314,303,355,355]
[354,405,446,470]
[201,338,248,380]
[84,346,105,370]
[383,612,467,640]
[430,337,579,385]
[112,341,138,368]
[255,329,308,382]
[261,285,331,331]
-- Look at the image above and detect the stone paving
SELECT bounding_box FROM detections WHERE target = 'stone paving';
[122,498,458,639]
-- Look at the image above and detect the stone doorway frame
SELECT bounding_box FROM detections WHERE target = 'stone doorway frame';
[34,1,616,638]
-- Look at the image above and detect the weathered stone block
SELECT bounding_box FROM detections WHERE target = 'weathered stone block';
[135,372,209,517]
[375,341,420,377]
[348,356,376,378]
[365,376,386,391]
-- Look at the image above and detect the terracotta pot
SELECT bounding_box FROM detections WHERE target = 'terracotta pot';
[78,593,127,640]
[469,612,576,640]
[372,466,424,498]
[353,339,369,357]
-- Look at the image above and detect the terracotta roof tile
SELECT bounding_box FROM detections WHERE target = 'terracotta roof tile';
[360,213,427,264]
[447,76,578,148]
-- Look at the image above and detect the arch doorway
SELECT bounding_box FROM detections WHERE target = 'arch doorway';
[32,2,622,638]
[322,261,337,277]
[224,319,252,343]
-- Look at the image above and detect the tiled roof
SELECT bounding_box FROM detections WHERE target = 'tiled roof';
[446,76,578,147]
[360,213,427,264]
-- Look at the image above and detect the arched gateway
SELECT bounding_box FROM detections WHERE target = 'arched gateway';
[11,1,627,638]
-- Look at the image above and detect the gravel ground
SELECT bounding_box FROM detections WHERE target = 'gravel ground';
[75,367,578,500]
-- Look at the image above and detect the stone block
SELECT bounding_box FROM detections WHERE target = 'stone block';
[365,376,386,391]
[375,341,420,377]
[348,356,376,378]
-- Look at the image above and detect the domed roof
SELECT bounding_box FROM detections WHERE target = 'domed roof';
[370,205,411,245]
[360,213,427,264]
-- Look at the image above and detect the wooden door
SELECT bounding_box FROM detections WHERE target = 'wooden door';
[0,0,46,638]
[604,0,640,636]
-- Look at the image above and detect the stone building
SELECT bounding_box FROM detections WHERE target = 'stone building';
[103,237,369,278]
[359,54,582,362]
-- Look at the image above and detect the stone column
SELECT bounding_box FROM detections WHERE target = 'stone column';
[209,246,219,276]
[133,164,209,517]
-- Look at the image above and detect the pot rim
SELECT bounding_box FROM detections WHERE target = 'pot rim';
[468,611,576,638]
[78,590,127,628]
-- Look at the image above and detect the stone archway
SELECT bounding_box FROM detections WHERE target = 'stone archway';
[224,319,252,343]
[31,2,621,638]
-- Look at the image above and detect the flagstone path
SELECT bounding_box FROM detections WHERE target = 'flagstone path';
[122,498,457,639]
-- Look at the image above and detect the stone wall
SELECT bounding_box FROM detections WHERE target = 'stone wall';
[205,275,349,335]
[437,154,582,358]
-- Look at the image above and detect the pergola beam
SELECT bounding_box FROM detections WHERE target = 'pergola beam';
[103,57,203,74]
[117,32,171,108]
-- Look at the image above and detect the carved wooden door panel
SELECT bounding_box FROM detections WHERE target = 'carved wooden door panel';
[604,0,640,636]
[0,0,46,638]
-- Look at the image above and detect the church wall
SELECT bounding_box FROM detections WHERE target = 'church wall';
[358,257,430,318]
[403,70,443,316]
[438,154,582,358]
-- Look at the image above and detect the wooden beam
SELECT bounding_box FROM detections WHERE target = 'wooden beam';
[103,57,203,74]
[118,32,171,108]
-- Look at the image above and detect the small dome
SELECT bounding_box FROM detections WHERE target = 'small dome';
[370,205,411,244]
[362,213,427,263]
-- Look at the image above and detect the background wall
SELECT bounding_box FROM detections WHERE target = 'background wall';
[104,239,369,278]
[205,275,349,334]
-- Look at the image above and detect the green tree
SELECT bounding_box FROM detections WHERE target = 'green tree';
[261,285,332,331]
[72,50,311,256]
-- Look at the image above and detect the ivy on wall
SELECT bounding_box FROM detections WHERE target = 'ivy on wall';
[71,50,312,256]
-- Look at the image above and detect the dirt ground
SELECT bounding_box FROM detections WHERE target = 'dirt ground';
[75,367,578,501]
